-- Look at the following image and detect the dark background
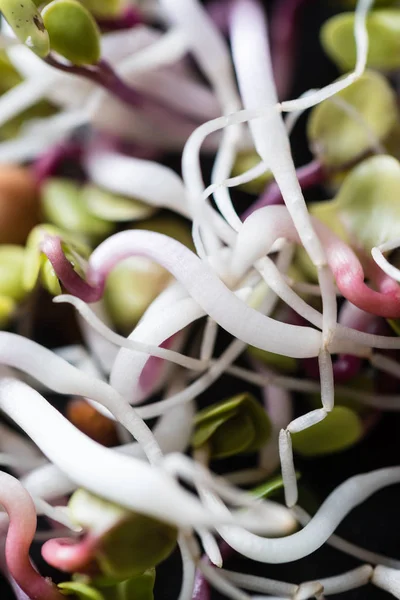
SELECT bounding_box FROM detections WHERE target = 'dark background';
[2,0,400,598]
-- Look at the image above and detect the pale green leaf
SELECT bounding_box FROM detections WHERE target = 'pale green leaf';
[291,406,362,456]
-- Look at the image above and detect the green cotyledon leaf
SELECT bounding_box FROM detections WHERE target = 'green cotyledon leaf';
[104,215,194,331]
[42,0,101,65]
[0,245,28,302]
[321,10,400,72]
[231,152,273,194]
[69,489,177,581]
[333,154,400,251]
[0,295,16,327]
[307,70,398,168]
[82,185,156,223]
[0,0,49,56]
[192,393,271,459]
[118,569,155,600]
[251,473,300,500]
[58,581,105,600]
[41,178,113,238]
[291,406,362,456]
[300,153,400,283]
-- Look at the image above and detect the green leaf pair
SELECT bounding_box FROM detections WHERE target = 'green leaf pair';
[192,393,271,459]
[322,9,400,72]
[69,489,178,581]
[0,0,101,65]
[41,179,115,240]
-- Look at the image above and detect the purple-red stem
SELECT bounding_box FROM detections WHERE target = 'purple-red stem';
[193,542,234,600]
[45,55,143,108]
[41,236,103,303]
[33,140,82,187]
[97,6,142,32]
[270,0,315,100]
[241,159,325,221]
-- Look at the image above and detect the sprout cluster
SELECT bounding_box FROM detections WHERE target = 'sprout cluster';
[0,0,400,600]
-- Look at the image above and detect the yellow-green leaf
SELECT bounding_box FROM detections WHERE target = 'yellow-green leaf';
[291,406,362,456]
[42,0,101,65]
[321,10,400,72]
[307,71,397,168]
[0,0,49,56]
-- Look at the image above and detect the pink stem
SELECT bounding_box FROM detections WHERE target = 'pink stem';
[0,472,63,600]
[270,0,314,99]
[238,205,400,318]
[41,536,97,574]
[241,159,324,221]
[97,6,142,32]
[206,0,232,35]
[41,236,103,303]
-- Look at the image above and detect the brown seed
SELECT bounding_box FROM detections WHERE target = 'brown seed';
[0,165,40,244]
[66,398,119,447]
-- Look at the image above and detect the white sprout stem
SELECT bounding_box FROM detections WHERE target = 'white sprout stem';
[159,0,242,248]
[221,570,297,596]
[280,0,372,112]
[19,397,195,506]
[287,409,327,434]
[222,566,373,597]
[90,230,322,358]
[32,498,80,532]
[369,353,400,380]
[197,529,223,567]
[294,581,324,599]
[372,566,400,598]
[230,0,325,266]
[259,378,293,475]
[372,244,400,282]
[0,372,227,528]
[136,338,247,419]
[120,68,221,122]
[318,565,373,595]
[158,0,239,111]
[0,423,45,475]
[318,349,335,412]
[255,257,323,329]
[178,535,197,600]
[118,26,189,75]
[0,77,54,128]
[56,295,208,372]
[218,466,400,564]
[197,562,252,600]
[85,151,191,217]
[110,295,206,403]
[203,160,269,199]
[278,429,297,508]
[327,95,385,155]
[0,331,163,463]
[76,300,118,375]
[294,506,400,569]
[200,318,219,362]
